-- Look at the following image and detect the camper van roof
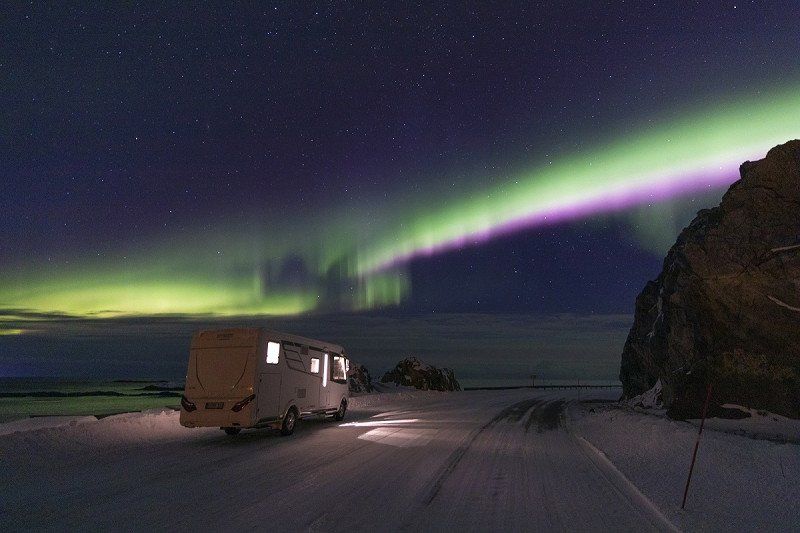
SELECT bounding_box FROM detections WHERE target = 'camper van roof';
[260,328,345,354]
[194,327,345,354]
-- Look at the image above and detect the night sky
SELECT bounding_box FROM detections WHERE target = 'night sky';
[2,3,799,380]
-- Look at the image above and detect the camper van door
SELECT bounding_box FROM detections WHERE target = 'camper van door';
[257,340,283,418]
[320,352,330,408]
[258,373,281,418]
[307,349,324,409]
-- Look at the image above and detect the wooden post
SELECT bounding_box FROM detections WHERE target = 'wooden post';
[681,383,713,510]
[531,374,537,388]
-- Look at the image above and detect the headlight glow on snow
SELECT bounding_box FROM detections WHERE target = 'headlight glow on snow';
[339,419,420,427]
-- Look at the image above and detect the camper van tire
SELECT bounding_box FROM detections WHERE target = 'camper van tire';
[223,427,241,436]
[333,399,347,421]
[280,407,298,436]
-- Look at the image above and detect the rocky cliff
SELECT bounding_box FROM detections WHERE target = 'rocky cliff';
[620,140,800,419]
[380,357,461,391]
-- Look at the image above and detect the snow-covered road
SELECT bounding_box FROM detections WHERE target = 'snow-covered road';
[416,395,673,532]
[2,389,679,532]
[6,388,798,531]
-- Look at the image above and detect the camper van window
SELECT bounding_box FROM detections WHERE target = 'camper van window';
[331,355,347,383]
[310,358,320,373]
[266,341,280,364]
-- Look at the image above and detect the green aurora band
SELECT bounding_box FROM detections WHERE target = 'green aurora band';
[2,85,799,320]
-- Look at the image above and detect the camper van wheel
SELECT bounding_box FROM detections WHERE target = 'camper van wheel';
[223,427,241,436]
[333,399,347,421]
[280,407,298,436]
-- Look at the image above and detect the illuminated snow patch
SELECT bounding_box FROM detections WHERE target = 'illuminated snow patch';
[357,427,437,448]
[340,419,420,427]
[370,410,415,418]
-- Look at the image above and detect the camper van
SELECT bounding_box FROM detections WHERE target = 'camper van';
[180,328,350,436]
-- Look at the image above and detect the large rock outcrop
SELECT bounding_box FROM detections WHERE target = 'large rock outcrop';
[348,363,374,393]
[620,140,800,419]
[380,357,461,391]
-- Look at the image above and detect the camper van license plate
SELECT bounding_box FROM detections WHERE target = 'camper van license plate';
[205,402,224,409]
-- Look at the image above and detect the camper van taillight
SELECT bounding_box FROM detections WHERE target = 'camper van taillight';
[231,394,256,412]
[181,395,197,412]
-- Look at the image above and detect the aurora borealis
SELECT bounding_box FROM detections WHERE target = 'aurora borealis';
[356,85,800,274]
[2,3,800,378]
[3,84,799,318]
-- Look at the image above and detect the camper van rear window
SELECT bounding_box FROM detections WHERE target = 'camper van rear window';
[266,341,280,364]
[310,358,320,373]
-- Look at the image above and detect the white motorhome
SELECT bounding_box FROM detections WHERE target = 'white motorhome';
[180,327,350,436]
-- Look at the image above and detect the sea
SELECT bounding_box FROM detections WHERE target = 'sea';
[0,377,183,423]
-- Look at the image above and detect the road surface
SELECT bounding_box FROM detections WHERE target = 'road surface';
[1,390,674,531]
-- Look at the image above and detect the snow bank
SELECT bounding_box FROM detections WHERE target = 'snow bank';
[0,391,442,441]
[692,404,800,443]
[0,415,97,436]
[349,389,452,409]
[570,401,800,532]
[1,408,189,469]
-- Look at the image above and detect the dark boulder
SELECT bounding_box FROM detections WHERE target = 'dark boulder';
[620,140,800,419]
[348,363,374,393]
[380,357,461,391]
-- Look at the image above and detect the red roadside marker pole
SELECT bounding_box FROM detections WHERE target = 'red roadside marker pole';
[681,383,713,510]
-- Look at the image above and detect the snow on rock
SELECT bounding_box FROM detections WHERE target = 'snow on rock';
[626,378,664,409]
[771,243,800,253]
[767,294,800,313]
[380,356,461,391]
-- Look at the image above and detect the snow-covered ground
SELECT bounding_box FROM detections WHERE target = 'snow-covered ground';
[1,389,797,531]
[0,415,97,436]
[571,398,800,532]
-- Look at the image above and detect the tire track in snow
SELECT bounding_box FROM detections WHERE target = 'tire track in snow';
[417,396,676,532]
[525,399,565,433]
[423,397,543,505]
